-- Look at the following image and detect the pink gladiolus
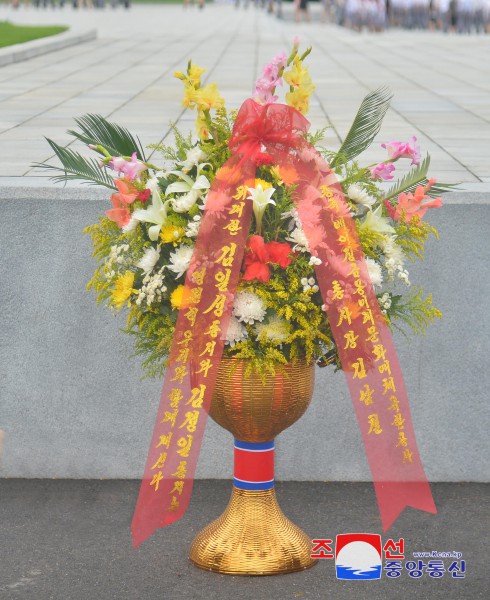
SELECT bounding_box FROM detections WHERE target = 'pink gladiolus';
[272,51,287,70]
[253,52,286,105]
[123,152,147,181]
[384,179,443,222]
[109,152,147,181]
[369,162,396,180]
[109,156,128,175]
[381,136,421,166]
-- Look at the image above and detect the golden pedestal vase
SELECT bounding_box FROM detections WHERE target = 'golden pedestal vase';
[189,357,317,575]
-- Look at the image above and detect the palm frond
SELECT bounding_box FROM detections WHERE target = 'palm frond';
[33,139,116,189]
[425,182,460,197]
[68,114,146,160]
[331,87,393,168]
[385,155,430,199]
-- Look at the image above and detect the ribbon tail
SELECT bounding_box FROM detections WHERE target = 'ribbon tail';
[131,478,196,548]
[130,154,255,548]
[374,480,437,532]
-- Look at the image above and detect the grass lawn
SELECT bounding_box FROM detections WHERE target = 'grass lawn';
[0,21,68,49]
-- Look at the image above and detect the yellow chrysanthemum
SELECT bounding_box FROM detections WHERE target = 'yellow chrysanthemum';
[170,285,185,310]
[254,178,273,190]
[160,225,185,245]
[111,271,135,309]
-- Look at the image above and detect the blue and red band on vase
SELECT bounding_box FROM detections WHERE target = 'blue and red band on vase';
[233,439,275,491]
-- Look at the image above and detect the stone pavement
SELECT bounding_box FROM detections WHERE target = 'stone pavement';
[0,480,487,600]
[0,3,489,188]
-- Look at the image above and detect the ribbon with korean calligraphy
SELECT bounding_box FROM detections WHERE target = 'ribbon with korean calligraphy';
[131,99,436,548]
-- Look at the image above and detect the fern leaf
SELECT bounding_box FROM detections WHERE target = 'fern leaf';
[33,139,116,188]
[332,87,393,167]
[68,114,146,160]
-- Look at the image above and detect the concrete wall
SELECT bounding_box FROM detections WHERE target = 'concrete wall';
[1,182,488,481]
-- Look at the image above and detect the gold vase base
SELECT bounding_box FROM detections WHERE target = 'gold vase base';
[189,487,317,576]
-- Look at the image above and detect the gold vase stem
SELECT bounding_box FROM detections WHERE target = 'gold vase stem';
[189,358,316,575]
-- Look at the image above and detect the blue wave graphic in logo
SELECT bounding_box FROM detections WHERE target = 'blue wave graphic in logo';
[336,564,382,580]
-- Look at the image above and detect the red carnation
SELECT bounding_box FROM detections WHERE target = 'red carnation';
[137,189,151,203]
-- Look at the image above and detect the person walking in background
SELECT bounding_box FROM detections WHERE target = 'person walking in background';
[295,0,311,22]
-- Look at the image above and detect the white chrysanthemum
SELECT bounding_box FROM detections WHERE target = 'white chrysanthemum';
[381,236,405,266]
[137,246,161,274]
[281,207,302,231]
[224,316,248,347]
[286,227,310,252]
[347,183,376,208]
[168,245,194,279]
[172,190,199,213]
[255,316,291,345]
[122,216,138,233]
[232,291,266,324]
[179,147,207,172]
[185,216,201,238]
[365,257,383,288]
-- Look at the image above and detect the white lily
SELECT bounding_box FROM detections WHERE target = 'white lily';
[360,205,395,236]
[247,184,276,235]
[132,186,171,242]
[166,165,210,213]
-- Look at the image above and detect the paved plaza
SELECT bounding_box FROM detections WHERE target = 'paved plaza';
[1,479,488,599]
[0,3,489,188]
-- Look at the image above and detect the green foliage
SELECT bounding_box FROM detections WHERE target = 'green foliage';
[388,287,442,336]
[149,124,194,163]
[394,215,438,261]
[332,87,393,167]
